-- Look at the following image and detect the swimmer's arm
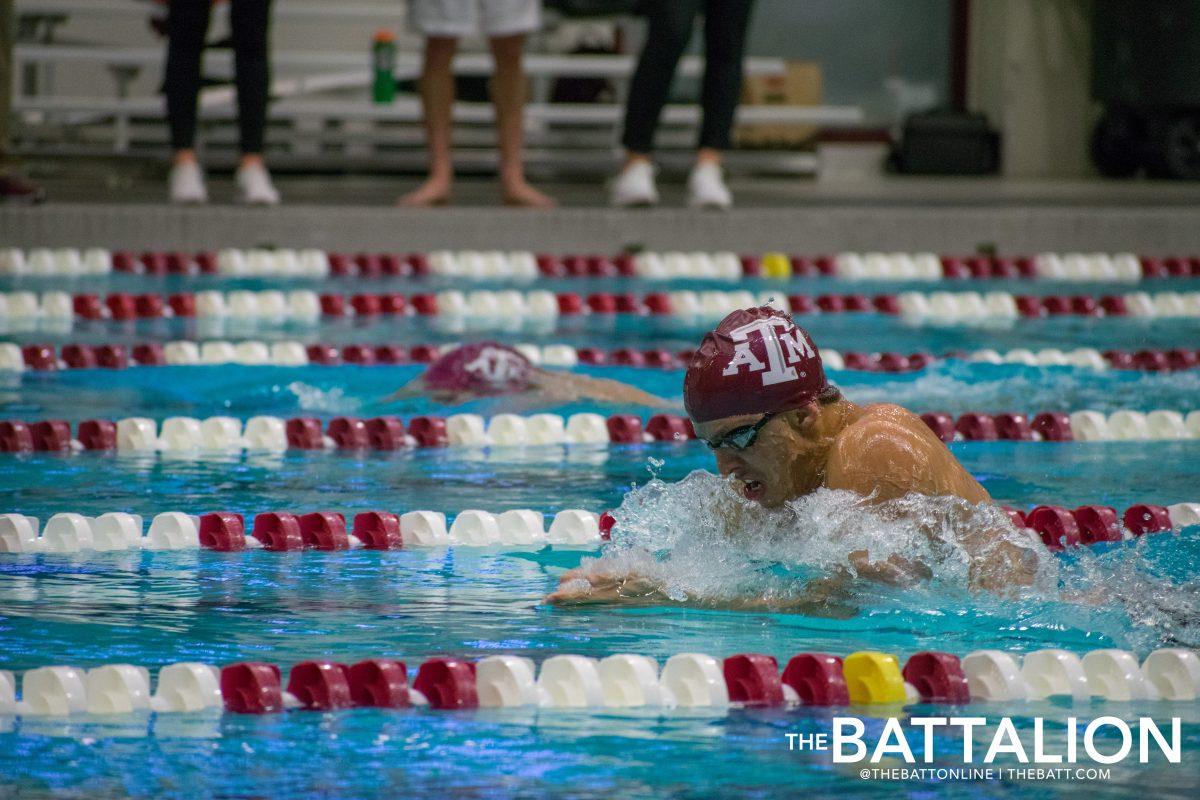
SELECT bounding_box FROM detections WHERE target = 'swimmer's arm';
[381,375,427,403]
[544,567,856,617]
[530,370,677,410]
[828,419,1036,591]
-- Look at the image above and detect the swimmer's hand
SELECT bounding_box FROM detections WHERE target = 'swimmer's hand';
[848,549,933,586]
[546,567,857,618]
[544,567,669,606]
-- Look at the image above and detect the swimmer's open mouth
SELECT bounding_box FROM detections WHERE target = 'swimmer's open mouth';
[741,479,765,501]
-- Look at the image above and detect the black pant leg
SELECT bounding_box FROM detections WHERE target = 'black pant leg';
[164,0,213,151]
[229,0,272,155]
[698,0,756,151]
[620,0,703,154]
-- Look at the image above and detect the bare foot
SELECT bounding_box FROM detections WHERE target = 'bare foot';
[502,179,557,209]
[398,177,452,207]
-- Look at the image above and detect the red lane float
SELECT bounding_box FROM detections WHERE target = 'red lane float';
[412,658,478,709]
[781,654,849,706]
[299,512,349,550]
[221,662,284,714]
[902,652,970,704]
[1025,506,1082,550]
[287,661,354,711]
[351,511,403,550]
[199,512,246,551]
[252,512,303,551]
[1124,504,1173,536]
[723,654,785,707]
[1073,506,1122,544]
[408,416,448,447]
[348,659,410,708]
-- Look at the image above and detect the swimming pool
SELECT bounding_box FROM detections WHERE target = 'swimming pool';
[2,254,1199,799]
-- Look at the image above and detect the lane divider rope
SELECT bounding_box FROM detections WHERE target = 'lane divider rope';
[0,500,1196,555]
[0,508,610,553]
[5,248,1200,281]
[2,648,1197,717]
[3,409,1199,457]
[4,289,1200,323]
[3,341,1198,373]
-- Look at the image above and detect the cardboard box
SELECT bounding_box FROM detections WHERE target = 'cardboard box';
[736,61,822,149]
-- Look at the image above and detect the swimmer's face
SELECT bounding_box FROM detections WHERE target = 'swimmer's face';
[694,405,823,507]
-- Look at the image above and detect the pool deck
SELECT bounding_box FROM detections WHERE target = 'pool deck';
[3,171,1200,253]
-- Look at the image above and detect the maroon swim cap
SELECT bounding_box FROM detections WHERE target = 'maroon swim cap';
[423,342,533,395]
[683,307,827,423]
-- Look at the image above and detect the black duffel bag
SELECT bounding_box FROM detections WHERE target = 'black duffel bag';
[890,109,1001,175]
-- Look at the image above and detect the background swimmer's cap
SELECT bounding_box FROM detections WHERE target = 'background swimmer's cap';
[424,342,534,395]
[683,307,827,423]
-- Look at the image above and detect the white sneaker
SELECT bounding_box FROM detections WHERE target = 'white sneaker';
[610,161,659,207]
[169,161,208,204]
[236,162,280,206]
[687,162,733,210]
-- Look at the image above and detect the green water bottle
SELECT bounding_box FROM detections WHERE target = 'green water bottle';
[372,29,397,104]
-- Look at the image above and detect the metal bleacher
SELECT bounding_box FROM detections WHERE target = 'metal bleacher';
[11,0,864,175]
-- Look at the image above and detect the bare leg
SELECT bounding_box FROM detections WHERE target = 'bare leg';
[489,33,555,208]
[399,36,457,207]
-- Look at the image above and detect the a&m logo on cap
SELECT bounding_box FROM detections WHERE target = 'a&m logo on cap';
[463,346,527,385]
[722,317,816,387]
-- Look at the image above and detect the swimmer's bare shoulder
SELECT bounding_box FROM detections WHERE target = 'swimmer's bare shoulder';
[826,403,991,504]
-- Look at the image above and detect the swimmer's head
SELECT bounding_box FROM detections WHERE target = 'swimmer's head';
[423,342,533,397]
[684,307,833,506]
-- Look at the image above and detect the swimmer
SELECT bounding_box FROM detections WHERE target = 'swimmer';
[385,341,674,410]
[547,306,1039,606]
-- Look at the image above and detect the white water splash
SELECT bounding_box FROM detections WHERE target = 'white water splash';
[579,471,1200,650]
[287,381,361,414]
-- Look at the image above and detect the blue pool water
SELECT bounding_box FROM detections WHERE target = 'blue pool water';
[2,278,1200,798]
